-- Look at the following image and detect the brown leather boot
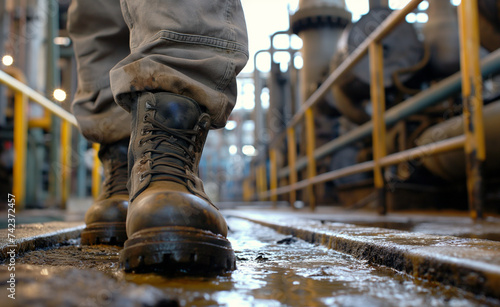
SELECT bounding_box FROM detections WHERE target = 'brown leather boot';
[81,139,129,245]
[120,92,235,275]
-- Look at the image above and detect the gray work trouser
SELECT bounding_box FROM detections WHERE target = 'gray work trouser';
[68,0,249,144]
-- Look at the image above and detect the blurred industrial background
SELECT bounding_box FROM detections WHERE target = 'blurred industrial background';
[1,0,500,218]
[3,1,500,305]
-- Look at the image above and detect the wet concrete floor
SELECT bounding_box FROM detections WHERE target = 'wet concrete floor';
[2,217,499,307]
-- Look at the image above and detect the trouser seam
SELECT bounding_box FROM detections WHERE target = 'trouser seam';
[216,58,234,92]
[212,93,229,126]
[215,0,236,92]
[225,0,235,42]
[138,30,249,57]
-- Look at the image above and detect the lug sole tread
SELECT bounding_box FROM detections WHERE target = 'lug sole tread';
[120,227,236,276]
[81,222,127,246]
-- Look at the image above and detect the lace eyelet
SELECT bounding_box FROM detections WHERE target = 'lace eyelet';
[139,174,146,182]
[199,118,210,130]
[140,129,147,135]
[143,114,149,122]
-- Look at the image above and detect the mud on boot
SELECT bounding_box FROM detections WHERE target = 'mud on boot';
[120,92,235,275]
[81,139,129,246]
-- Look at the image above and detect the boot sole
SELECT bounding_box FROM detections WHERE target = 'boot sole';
[120,226,236,276]
[81,222,127,246]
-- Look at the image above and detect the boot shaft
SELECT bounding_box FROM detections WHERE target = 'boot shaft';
[98,139,129,199]
[129,92,211,203]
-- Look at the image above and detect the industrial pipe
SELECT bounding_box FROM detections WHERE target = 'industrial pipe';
[291,0,351,104]
[278,49,500,179]
[331,7,424,124]
[287,0,422,130]
[423,0,461,77]
[417,100,500,180]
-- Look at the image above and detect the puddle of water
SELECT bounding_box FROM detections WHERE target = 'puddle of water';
[123,217,498,307]
[349,221,500,242]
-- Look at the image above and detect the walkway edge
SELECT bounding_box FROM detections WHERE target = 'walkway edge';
[0,221,85,260]
[226,211,500,299]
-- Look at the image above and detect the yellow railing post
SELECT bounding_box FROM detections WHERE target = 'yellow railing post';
[13,91,28,209]
[458,0,486,220]
[255,166,261,200]
[305,108,317,210]
[255,166,260,200]
[243,178,251,202]
[287,127,297,207]
[256,165,267,201]
[92,143,102,199]
[60,120,72,208]
[269,148,278,206]
[261,164,268,201]
[369,42,388,214]
[236,0,493,222]
[7,67,29,210]
[250,173,256,201]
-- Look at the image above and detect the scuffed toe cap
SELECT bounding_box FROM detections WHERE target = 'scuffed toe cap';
[126,191,228,237]
[85,196,129,225]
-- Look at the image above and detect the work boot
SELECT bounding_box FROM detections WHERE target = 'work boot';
[120,92,235,275]
[81,139,129,245]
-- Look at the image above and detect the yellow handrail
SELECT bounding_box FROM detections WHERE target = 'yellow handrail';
[0,68,78,209]
[253,0,488,219]
[0,70,77,126]
[256,0,422,207]
[287,0,422,130]
[0,68,102,208]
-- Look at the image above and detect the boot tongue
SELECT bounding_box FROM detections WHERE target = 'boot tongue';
[153,93,201,130]
[148,93,202,182]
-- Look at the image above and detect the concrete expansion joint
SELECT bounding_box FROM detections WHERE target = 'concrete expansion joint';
[0,222,85,260]
[226,211,500,300]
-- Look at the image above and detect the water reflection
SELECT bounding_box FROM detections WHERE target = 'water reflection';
[124,218,496,307]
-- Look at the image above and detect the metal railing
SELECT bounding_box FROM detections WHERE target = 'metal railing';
[0,68,101,209]
[247,0,495,219]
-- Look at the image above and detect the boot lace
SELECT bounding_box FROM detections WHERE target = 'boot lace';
[139,111,202,187]
[103,161,129,197]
